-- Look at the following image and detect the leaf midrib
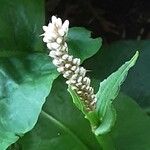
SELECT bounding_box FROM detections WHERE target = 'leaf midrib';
[41,110,90,150]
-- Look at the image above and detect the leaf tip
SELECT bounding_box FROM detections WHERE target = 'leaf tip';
[133,51,139,62]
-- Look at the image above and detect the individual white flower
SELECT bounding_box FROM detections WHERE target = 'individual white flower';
[42,16,96,111]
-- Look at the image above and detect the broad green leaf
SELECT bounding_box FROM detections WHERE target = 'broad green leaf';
[95,51,139,135]
[18,77,101,150]
[68,27,102,62]
[95,93,150,150]
[0,0,44,56]
[0,0,59,148]
[0,54,59,149]
[112,93,150,150]
[84,40,150,108]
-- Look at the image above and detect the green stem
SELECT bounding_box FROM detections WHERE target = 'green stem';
[95,134,116,150]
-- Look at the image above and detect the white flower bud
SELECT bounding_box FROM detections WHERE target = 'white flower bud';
[63,71,72,78]
[91,94,96,99]
[56,18,62,27]
[85,86,90,91]
[50,32,58,39]
[65,64,71,69]
[77,91,82,95]
[66,80,71,85]
[60,45,66,52]
[70,79,76,84]
[47,42,60,50]
[71,86,77,90]
[73,58,80,65]
[47,43,52,49]
[62,20,69,32]
[55,51,63,56]
[64,42,67,48]
[84,92,89,97]
[75,68,80,74]
[62,54,69,60]
[52,16,57,24]
[71,66,77,71]
[79,67,86,76]
[93,97,97,103]
[85,100,90,104]
[49,51,56,57]
[57,67,64,72]
[52,59,62,66]
[89,87,94,93]
[90,100,95,106]
[43,26,48,31]
[43,37,49,43]
[56,37,63,44]
[58,29,65,36]
[81,85,86,90]
[71,74,78,80]
[51,42,60,49]
[77,76,82,83]
[86,107,91,111]
[67,55,73,62]
[83,77,90,85]
[47,23,55,33]
[75,82,82,87]
[44,33,54,41]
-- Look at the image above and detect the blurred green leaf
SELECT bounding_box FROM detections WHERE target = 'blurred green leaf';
[112,93,150,150]
[68,27,102,62]
[18,77,101,150]
[0,0,44,56]
[0,54,58,149]
[0,0,59,148]
[85,40,150,108]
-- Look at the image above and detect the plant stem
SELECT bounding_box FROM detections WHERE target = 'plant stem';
[95,134,116,150]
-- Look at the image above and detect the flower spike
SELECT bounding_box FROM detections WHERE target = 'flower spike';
[42,16,96,111]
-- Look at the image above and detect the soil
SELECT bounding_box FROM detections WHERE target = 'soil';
[45,0,150,43]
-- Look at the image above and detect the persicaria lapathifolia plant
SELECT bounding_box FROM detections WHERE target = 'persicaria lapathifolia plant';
[42,15,139,148]
[42,16,96,112]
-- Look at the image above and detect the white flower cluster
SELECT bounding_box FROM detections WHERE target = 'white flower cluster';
[42,16,96,111]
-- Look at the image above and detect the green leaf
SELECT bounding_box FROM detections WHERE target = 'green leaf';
[68,87,87,114]
[85,40,150,109]
[18,78,150,150]
[95,93,150,150]
[112,93,150,150]
[0,54,59,149]
[0,0,58,148]
[0,0,44,56]
[95,105,116,135]
[18,77,101,150]
[95,51,139,135]
[68,27,102,62]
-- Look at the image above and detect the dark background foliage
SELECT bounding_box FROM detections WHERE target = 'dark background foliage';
[45,0,150,43]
